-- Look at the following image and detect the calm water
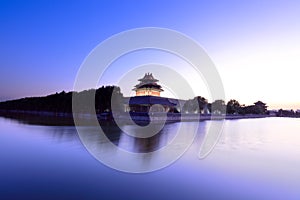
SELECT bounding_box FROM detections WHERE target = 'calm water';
[1,116,300,199]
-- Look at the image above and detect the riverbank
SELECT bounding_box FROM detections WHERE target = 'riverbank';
[0,109,276,126]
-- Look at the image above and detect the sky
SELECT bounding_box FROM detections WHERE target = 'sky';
[0,0,300,109]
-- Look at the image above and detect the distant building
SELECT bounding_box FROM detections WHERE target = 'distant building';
[125,73,211,114]
[126,73,181,113]
[133,73,163,96]
[277,109,295,117]
[253,101,268,114]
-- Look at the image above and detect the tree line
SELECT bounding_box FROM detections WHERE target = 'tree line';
[0,85,268,115]
[182,97,268,115]
[0,86,123,114]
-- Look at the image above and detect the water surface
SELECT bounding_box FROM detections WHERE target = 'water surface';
[0,116,300,199]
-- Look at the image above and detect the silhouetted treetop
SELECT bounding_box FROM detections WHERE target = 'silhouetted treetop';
[0,86,123,114]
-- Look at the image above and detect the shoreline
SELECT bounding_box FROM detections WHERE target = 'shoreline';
[0,109,280,126]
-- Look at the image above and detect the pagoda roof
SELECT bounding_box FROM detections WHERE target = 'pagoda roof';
[133,83,163,91]
[133,73,163,91]
[254,101,267,106]
[138,73,158,82]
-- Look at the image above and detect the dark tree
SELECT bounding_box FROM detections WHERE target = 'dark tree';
[195,96,208,113]
[211,99,226,114]
[182,96,208,114]
[226,99,241,114]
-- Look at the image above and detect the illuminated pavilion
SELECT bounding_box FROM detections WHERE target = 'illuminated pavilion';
[125,73,180,113]
[133,73,163,97]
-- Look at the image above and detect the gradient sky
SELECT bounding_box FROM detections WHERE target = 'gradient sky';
[1,0,300,109]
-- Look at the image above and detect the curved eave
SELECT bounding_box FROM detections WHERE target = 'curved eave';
[133,88,164,92]
[134,83,162,88]
[138,78,159,82]
[133,84,164,91]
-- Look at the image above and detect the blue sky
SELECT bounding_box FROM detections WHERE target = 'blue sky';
[1,0,300,109]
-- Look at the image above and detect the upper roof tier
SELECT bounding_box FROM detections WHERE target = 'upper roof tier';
[138,73,159,83]
[133,73,163,91]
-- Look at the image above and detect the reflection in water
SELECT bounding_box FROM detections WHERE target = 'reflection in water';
[77,121,201,172]
[0,112,188,154]
[2,114,300,199]
[0,112,74,126]
[117,123,180,153]
[0,112,80,146]
[45,126,79,144]
[0,112,195,154]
